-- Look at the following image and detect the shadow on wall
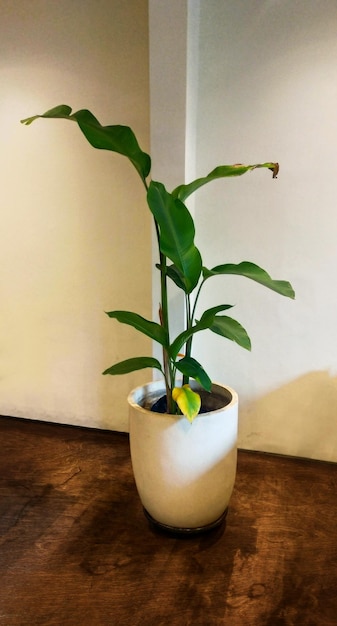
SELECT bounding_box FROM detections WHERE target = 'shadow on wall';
[239,371,337,462]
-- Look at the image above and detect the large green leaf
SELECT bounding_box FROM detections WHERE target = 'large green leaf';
[21,105,151,183]
[169,304,233,359]
[147,181,202,293]
[21,104,73,124]
[175,356,212,392]
[155,263,186,291]
[209,316,251,351]
[203,261,295,299]
[105,310,168,347]
[172,163,279,202]
[165,264,186,291]
[103,356,163,376]
[199,304,234,321]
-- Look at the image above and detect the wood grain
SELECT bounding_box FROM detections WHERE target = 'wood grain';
[0,415,336,625]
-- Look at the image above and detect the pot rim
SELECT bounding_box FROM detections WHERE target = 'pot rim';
[127,379,238,419]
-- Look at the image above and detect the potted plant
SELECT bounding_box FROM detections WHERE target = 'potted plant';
[21,105,294,533]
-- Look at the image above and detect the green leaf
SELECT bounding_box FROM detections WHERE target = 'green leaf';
[170,304,233,358]
[203,261,295,299]
[21,104,73,125]
[156,263,187,291]
[169,319,208,360]
[147,181,202,293]
[103,357,163,376]
[209,316,251,351]
[172,385,201,422]
[175,356,212,392]
[199,303,234,321]
[165,264,187,291]
[21,105,151,183]
[106,310,168,347]
[172,163,279,202]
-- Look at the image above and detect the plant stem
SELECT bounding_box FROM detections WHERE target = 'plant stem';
[182,279,207,386]
[182,293,192,386]
[191,278,206,323]
[155,219,175,413]
[147,178,175,413]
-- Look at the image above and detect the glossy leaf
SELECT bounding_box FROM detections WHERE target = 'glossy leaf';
[21,105,151,183]
[209,316,251,351]
[106,310,168,346]
[175,356,212,392]
[172,163,279,202]
[147,181,202,293]
[165,264,186,291]
[203,261,295,299]
[155,263,187,291]
[172,385,201,422]
[170,304,234,359]
[199,303,234,321]
[103,356,163,376]
[21,104,73,124]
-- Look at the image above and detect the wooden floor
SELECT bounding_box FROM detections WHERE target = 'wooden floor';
[0,416,336,626]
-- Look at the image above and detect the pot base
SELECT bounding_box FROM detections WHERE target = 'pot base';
[143,507,228,537]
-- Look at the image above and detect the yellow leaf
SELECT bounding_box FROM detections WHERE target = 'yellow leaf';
[172,385,201,423]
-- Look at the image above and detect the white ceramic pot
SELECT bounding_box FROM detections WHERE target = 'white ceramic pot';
[128,380,238,533]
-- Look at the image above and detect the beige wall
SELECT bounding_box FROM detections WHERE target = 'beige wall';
[2,0,336,462]
[192,0,337,461]
[0,0,151,431]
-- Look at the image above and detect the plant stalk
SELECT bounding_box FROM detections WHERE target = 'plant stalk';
[182,293,193,386]
[155,219,174,413]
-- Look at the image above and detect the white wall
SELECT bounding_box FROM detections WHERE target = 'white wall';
[2,1,336,460]
[0,0,151,431]
[148,0,189,356]
[192,0,337,461]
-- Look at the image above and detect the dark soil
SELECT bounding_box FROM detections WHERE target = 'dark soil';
[151,395,213,414]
